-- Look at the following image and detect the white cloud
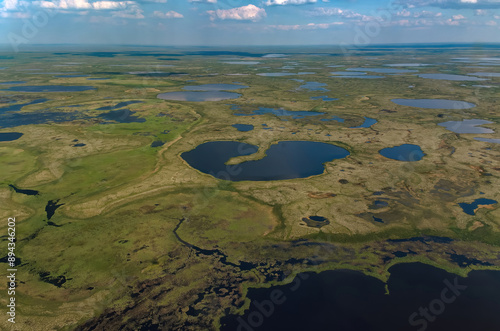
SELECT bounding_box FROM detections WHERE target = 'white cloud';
[35,0,134,10]
[207,4,266,21]
[395,0,500,9]
[0,0,32,18]
[307,7,364,19]
[112,4,143,18]
[3,0,20,10]
[265,0,316,5]
[27,0,145,18]
[189,0,217,3]
[268,21,343,30]
[0,11,30,18]
[153,10,183,18]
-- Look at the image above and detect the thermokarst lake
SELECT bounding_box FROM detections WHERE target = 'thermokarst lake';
[379,144,425,162]
[438,119,495,134]
[1,85,96,92]
[157,83,247,101]
[181,141,350,181]
[234,107,324,119]
[391,99,476,109]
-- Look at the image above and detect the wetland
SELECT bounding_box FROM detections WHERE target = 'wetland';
[0,45,499,331]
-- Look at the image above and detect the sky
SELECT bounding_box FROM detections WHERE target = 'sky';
[0,0,499,48]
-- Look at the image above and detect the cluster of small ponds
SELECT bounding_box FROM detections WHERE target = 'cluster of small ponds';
[1,63,498,218]
[0,97,146,130]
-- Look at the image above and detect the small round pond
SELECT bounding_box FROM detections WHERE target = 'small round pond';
[379,144,425,162]
[232,124,254,132]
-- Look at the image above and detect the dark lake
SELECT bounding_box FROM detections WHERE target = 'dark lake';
[0,98,48,115]
[234,107,324,119]
[310,96,338,101]
[220,262,500,331]
[391,99,476,109]
[181,141,350,181]
[303,216,330,228]
[438,119,494,134]
[0,132,23,141]
[232,124,254,132]
[379,144,425,162]
[157,91,242,101]
[46,200,64,220]
[0,111,81,128]
[417,74,487,81]
[458,198,498,215]
[98,109,145,123]
[321,115,345,123]
[0,81,26,85]
[298,82,329,91]
[350,117,377,129]
[183,84,248,91]
[9,184,38,196]
[1,85,96,92]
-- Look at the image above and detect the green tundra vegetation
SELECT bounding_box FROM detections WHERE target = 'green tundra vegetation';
[0,46,499,330]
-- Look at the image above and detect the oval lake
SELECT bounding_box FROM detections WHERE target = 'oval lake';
[379,144,425,162]
[157,91,242,102]
[391,99,476,109]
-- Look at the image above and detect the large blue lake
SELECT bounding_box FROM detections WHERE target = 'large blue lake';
[220,262,500,331]
[181,141,350,181]
[391,99,476,109]
[234,107,324,119]
[438,119,494,134]
[379,144,425,162]
[417,74,487,81]
[157,91,242,102]
[1,85,96,92]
